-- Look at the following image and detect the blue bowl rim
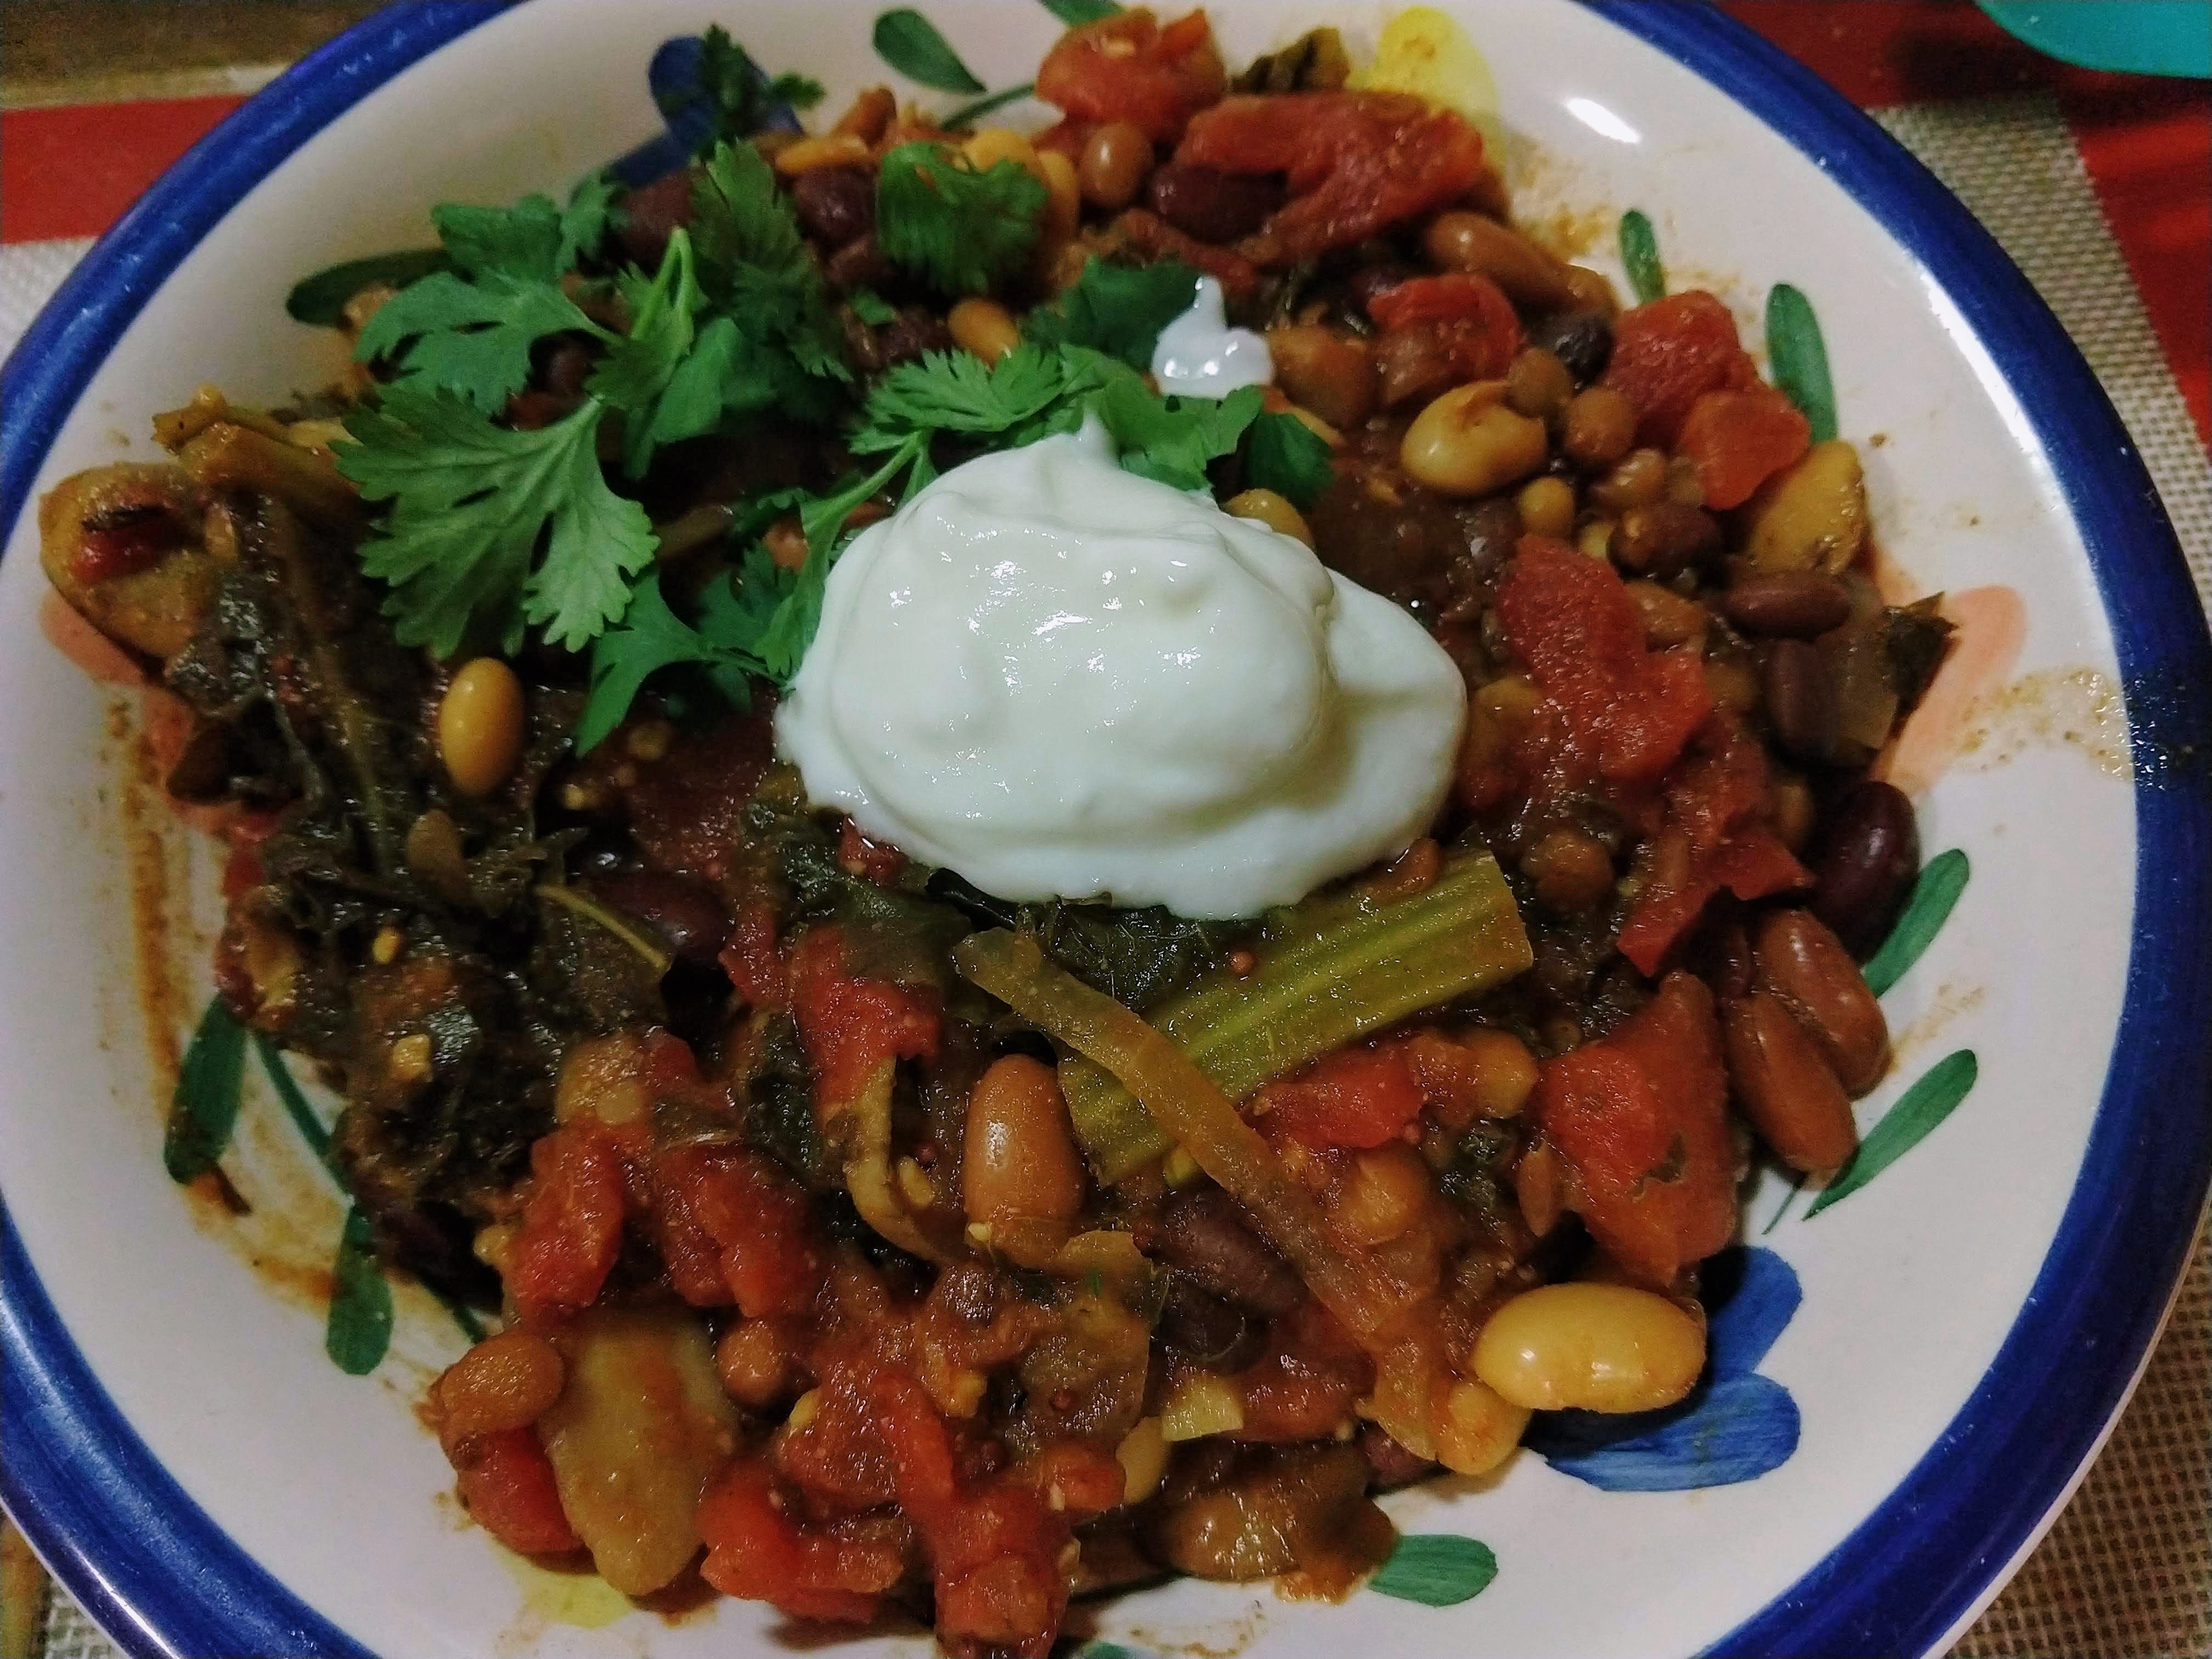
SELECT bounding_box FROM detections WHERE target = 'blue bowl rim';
[2,2,2207,1656]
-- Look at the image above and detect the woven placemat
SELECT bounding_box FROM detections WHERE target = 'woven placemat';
[1872,90,2212,1659]
[4,89,2208,1659]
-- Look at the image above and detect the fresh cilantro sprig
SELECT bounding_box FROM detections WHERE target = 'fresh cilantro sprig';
[678,25,826,157]
[353,176,619,413]
[1025,258,1201,368]
[342,139,850,665]
[337,384,657,656]
[1243,410,1336,508]
[876,142,1048,296]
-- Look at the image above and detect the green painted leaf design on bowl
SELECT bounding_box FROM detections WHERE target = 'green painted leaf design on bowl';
[1370,1533,1500,1606]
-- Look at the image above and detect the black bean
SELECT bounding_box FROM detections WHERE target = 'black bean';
[1528,309,1613,385]
[1724,571,1853,638]
[1150,1188,1302,1316]
[616,168,696,268]
[1762,639,1842,762]
[1146,163,1284,243]
[589,871,732,964]
[1158,1276,1262,1369]
[791,165,876,247]
[1810,780,1921,956]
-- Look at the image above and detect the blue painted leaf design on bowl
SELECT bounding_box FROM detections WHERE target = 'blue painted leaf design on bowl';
[1526,1246,1803,1492]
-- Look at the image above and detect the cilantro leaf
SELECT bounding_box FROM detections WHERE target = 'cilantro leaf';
[577,572,764,754]
[851,344,1071,453]
[849,288,898,326]
[558,172,620,270]
[1244,410,1337,509]
[588,230,713,475]
[338,385,655,656]
[692,140,810,282]
[688,141,850,403]
[1025,257,1201,369]
[683,25,825,155]
[356,270,601,413]
[876,142,1047,296]
[1092,378,1264,490]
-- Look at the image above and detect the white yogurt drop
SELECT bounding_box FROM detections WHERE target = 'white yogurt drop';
[1149,275,1273,398]
[774,424,1465,918]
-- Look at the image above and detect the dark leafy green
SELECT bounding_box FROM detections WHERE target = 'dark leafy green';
[1243,410,1336,508]
[1024,257,1201,368]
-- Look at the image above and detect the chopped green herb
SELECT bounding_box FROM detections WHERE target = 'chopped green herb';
[1024,256,1201,368]
[681,25,826,155]
[849,288,899,326]
[1091,376,1262,491]
[877,141,1047,296]
[338,385,657,656]
[872,8,987,93]
[1243,410,1336,508]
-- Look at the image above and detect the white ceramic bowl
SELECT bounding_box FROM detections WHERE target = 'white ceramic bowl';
[3,4,2208,1657]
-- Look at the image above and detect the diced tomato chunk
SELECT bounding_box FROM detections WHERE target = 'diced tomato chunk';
[1111,207,1261,299]
[789,927,941,1105]
[505,1124,627,1320]
[1029,1441,1127,1518]
[1176,91,1486,265]
[1235,1299,1374,1441]
[1496,536,1714,786]
[719,899,787,1009]
[1367,273,1522,382]
[654,1143,826,1318]
[1256,1046,1424,1150]
[1676,384,1811,509]
[1036,8,1226,143]
[697,1459,906,1626]
[448,1427,579,1556]
[1601,291,1759,447]
[1531,972,1737,1285]
[1616,715,1811,974]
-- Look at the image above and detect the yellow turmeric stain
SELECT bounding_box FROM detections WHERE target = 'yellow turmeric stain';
[1350,7,1500,148]
[496,1549,635,1636]
[1955,666,2129,780]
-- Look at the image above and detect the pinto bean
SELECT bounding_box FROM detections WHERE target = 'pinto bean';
[616,169,695,267]
[1724,571,1853,638]
[1810,780,1921,956]
[1146,163,1284,242]
[1723,992,1859,1176]
[1266,325,1374,429]
[1152,1188,1302,1317]
[1079,121,1154,211]
[1753,910,1890,1094]
[1612,501,1719,577]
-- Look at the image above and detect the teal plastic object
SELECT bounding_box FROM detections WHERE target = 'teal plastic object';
[1976,2,2211,78]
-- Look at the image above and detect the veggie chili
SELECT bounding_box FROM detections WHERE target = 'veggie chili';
[36,12,1950,1654]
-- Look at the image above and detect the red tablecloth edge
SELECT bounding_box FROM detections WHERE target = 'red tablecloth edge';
[2,4,2204,443]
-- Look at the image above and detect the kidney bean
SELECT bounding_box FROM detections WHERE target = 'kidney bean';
[824,233,894,294]
[1724,571,1853,639]
[1146,163,1285,243]
[1527,309,1613,385]
[790,164,876,246]
[589,871,732,964]
[1151,1188,1302,1316]
[1613,501,1719,577]
[1357,1423,1436,1489]
[616,168,696,268]
[876,306,953,366]
[537,336,601,401]
[1722,991,1859,1176]
[1753,909,1890,1094]
[1762,639,1842,761]
[1343,262,1415,315]
[1810,779,1921,955]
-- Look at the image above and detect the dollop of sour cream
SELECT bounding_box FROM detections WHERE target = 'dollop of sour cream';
[775,425,1465,918]
[1149,275,1273,398]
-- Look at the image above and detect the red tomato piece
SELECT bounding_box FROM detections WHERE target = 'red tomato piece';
[697,1458,906,1626]
[448,1427,579,1556]
[505,1124,627,1320]
[789,927,942,1105]
[1531,972,1737,1285]
[1615,715,1811,974]
[1367,273,1522,382]
[70,504,186,585]
[1495,535,1714,786]
[1035,8,1226,143]
[654,1143,825,1318]
[1255,1046,1425,1150]
[718,899,787,1009]
[1175,91,1487,266]
[1235,1299,1375,1441]
[1676,384,1812,509]
[1111,207,1261,299]
[1600,291,1759,448]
